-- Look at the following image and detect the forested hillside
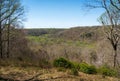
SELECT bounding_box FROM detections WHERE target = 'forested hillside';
[25,26,120,67]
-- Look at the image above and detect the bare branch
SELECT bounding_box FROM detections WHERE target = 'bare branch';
[110,0,120,10]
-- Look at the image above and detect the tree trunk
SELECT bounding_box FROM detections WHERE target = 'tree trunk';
[0,26,3,58]
[7,16,11,58]
[0,3,3,58]
[7,24,10,58]
[113,49,117,68]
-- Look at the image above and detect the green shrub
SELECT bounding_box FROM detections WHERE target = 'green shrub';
[57,67,66,72]
[87,65,97,74]
[72,62,81,70]
[79,63,97,74]
[53,57,73,68]
[98,66,117,77]
[70,68,79,76]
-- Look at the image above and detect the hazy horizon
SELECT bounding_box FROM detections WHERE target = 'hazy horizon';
[24,25,103,29]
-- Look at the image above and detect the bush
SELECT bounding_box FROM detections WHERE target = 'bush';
[72,62,81,70]
[79,63,97,74]
[70,68,79,76]
[98,66,117,77]
[53,57,73,68]
[53,58,97,75]
[57,67,66,72]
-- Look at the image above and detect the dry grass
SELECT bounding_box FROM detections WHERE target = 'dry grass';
[0,66,119,81]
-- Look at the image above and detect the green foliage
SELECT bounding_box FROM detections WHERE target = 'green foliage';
[53,58,97,75]
[57,67,66,72]
[70,68,79,76]
[79,63,97,74]
[98,66,118,77]
[53,57,73,69]
[72,62,81,70]
[27,35,95,48]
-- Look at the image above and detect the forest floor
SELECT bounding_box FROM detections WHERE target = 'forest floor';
[0,66,119,81]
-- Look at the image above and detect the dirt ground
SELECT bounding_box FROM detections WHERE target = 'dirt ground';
[0,66,119,81]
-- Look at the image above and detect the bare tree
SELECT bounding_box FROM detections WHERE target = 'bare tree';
[110,0,120,10]
[0,0,24,58]
[99,8,120,68]
[85,0,120,67]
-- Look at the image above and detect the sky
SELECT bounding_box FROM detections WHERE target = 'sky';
[22,0,104,28]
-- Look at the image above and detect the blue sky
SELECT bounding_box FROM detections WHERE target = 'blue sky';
[22,0,104,28]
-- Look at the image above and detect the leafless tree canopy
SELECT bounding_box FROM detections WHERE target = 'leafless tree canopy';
[85,0,120,67]
[0,0,24,58]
